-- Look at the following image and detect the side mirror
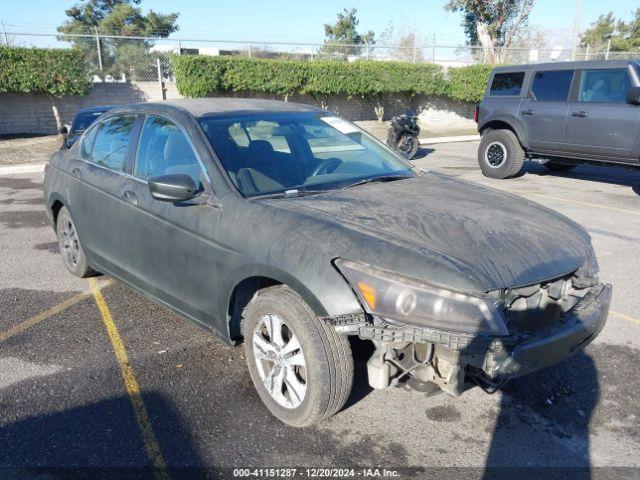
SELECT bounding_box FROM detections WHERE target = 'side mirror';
[148,174,198,202]
[627,86,640,105]
[59,125,69,136]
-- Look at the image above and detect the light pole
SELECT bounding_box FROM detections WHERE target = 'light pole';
[570,0,582,61]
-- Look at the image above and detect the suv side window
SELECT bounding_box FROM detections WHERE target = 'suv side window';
[80,114,136,172]
[489,72,525,96]
[579,69,630,103]
[531,70,574,101]
[134,114,204,190]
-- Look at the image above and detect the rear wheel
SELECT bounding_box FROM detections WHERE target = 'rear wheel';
[243,285,353,427]
[478,129,525,179]
[544,161,578,172]
[56,206,95,278]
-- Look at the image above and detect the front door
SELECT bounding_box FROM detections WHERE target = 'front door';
[517,69,575,154]
[564,68,640,161]
[117,114,225,327]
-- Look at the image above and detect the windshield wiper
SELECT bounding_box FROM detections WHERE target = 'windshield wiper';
[250,188,331,199]
[343,174,413,189]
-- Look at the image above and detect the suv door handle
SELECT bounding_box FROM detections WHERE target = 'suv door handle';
[571,111,588,118]
[521,109,535,115]
[122,190,138,206]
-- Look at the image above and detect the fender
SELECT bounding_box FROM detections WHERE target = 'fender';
[479,114,530,150]
[220,261,363,335]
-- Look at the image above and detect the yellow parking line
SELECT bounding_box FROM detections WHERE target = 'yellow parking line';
[0,279,112,343]
[88,278,170,480]
[502,189,640,216]
[610,309,640,326]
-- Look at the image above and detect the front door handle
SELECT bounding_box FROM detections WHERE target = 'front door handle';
[521,109,535,115]
[122,190,138,206]
[571,111,588,118]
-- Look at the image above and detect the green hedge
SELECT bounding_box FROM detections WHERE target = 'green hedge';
[0,46,91,96]
[446,64,492,103]
[172,55,450,100]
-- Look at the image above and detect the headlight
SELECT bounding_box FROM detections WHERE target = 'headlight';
[335,259,508,336]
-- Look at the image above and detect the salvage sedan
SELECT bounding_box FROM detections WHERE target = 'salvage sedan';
[43,99,611,427]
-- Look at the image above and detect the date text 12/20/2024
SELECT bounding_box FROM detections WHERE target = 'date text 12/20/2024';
[233,468,401,478]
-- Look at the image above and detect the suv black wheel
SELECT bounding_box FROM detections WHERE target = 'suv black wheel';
[478,129,525,179]
[55,206,95,278]
[242,285,353,427]
[544,161,577,172]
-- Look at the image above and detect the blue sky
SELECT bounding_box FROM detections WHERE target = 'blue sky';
[2,0,637,45]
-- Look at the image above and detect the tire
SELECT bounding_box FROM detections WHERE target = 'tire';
[401,135,420,159]
[56,206,95,278]
[242,285,353,427]
[478,129,525,179]
[544,161,577,172]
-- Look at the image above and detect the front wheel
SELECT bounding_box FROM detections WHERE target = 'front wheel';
[478,129,525,179]
[243,285,353,427]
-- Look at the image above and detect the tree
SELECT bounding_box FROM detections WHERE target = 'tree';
[58,0,179,80]
[581,9,640,53]
[445,0,535,64]
[321,8,375,59]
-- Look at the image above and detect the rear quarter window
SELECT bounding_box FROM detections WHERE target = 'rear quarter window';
[489,72,526,96]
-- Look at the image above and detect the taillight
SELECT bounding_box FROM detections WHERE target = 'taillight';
[474,105,479,123]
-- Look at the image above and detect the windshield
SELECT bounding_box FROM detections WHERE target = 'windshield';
[199,112,414,197]
[72,110,106,133]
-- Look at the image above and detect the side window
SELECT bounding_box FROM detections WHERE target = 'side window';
[579,69,630,103]
[134,115,203,190]
[489,72,525,96]
[531,70,574,101]
[81,115,136,172]
[79,123,99,160]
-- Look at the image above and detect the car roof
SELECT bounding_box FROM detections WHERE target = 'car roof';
[112,98,324,119]
[492,60,639,73]
[75,105,113,115]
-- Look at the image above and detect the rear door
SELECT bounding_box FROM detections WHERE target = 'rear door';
[69,113,139,274]
[518,69,575,154]
[564,67,640,161]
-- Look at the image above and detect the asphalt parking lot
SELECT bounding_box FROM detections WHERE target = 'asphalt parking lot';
[1,138,640,479]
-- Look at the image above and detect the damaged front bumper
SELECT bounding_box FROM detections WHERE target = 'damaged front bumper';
[339,282,611,395]
[487,282,611,379]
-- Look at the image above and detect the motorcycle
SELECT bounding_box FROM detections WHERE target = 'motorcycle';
[386,109,420,160]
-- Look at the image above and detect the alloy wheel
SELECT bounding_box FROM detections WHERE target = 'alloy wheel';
[252,313,307,409]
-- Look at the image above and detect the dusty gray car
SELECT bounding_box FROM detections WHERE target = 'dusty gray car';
[43,99,611,427]
[477,60,640,178]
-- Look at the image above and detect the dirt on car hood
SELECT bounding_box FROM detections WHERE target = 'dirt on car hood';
[267,172,591,291]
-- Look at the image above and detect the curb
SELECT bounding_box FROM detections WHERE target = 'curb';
[0,163,46,175]
[419,134,480,145]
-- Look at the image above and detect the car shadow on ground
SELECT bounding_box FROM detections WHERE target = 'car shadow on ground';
[523,163,640,197]
[483,351,598,478]
[0,392,210,480]
[412,147,435,160]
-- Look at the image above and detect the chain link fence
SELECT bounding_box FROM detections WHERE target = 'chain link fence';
[2,30,640,83]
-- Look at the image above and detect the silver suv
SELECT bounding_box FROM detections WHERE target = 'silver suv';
[476,60,640,178]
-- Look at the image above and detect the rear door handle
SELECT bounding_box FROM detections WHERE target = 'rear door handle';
[571,111,588,117]
[71,168,82,178]
[521,109,535,115]
[122,190,138,206]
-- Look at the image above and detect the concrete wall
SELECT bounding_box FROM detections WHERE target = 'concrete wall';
[0,81,474,136]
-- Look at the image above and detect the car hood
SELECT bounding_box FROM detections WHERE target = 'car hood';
[261,173,590,292]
